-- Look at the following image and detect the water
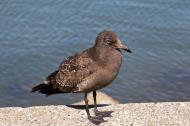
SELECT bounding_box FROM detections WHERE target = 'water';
[0,0,190,107]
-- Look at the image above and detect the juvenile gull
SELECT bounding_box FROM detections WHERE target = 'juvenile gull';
[31,30,132,123]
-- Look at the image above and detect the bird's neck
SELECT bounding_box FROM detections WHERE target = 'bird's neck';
[91,46,122,68]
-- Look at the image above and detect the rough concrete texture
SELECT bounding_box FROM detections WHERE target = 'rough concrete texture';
[0,102,190,126]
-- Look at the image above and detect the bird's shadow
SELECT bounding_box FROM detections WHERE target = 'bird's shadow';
[66,104,108,109]
[66,104,113,125]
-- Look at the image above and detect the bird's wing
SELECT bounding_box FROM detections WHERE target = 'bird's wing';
[54,50,95,92]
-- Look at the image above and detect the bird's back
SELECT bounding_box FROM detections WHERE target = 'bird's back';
[53,48,95,92]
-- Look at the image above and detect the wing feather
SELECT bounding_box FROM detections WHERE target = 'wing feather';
[54,51,94,92]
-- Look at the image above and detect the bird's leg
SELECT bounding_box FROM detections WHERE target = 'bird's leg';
[93,91,112,118]
[93,91,102,116]
[84,92,91,118]
[85,92,106,124]
[93,90,98,114]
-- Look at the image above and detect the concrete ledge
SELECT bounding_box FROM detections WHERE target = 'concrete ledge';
[0,102,190,126]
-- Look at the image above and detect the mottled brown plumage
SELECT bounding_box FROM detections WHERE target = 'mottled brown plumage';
[55,49,94,92]
[31,30,132,124]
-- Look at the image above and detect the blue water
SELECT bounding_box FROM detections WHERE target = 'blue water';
[0,0,190,107]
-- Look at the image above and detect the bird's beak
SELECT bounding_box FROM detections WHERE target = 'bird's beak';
[116,39,132,53]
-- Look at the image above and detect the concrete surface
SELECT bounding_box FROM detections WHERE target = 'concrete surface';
[0,102,190,126]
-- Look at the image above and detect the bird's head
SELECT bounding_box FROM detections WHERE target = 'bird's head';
[95,30,132,53]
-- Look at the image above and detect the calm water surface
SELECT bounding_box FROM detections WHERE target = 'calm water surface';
[0,0,190,107]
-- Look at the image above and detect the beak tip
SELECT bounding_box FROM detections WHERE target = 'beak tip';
[128,49,132,53]
[124,48,132,53]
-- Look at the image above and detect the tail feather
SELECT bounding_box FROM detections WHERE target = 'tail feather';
[31,83,46,92]
[31,83,64,96]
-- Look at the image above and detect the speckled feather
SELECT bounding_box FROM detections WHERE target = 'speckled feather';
[52,49,94,92]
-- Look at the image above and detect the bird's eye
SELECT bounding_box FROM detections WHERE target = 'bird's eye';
[105,38,113,45]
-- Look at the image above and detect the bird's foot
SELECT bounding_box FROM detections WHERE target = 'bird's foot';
[94,109,113,117]
[88,116,107,125]
[94,109,100,116]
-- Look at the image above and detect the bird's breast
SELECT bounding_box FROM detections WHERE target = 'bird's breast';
[79,48,123,92]
[94,51,122,89]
